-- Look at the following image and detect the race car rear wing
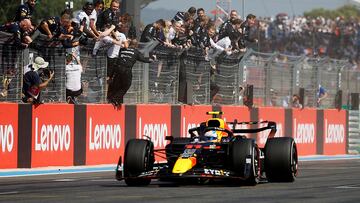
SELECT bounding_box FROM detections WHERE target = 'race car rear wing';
[227,120,277,138]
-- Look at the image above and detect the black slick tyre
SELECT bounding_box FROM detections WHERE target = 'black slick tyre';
[124,139,154,186]
[231,138,259,185]
[265,137,298,182]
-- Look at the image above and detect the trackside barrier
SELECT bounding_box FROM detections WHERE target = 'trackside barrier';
[0,103,349,169]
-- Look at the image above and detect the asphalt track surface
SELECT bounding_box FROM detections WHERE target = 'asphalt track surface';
[1,159,360,203]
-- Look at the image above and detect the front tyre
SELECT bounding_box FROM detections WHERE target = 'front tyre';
[123,139,154,186]
[231,138,260,185]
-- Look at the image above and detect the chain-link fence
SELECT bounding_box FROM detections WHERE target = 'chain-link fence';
[240,49,356,109]
[0,32,23,102]
[1,35,360,109]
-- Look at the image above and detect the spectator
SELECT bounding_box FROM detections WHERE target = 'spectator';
[317,85,328,108]
[107,39,155,106]
[93,25,128,79]
[14,0,37,22]
[239,14,258,49]
[292,94,303,108]
[119,13,137,39]
[36,16,62,40]
[140,19,166,43]
[89,0,105,37]
[218,18,243,51]
[96,0,120,32]
[172,7,196,23]
[22,57,54,104]
[0,18,34,48]
[74,2,98,39]
[218,9,239,37]
[65,52,83,104]
[194,8,206,28]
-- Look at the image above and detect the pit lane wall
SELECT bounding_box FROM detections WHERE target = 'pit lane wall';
[0,103,348,169]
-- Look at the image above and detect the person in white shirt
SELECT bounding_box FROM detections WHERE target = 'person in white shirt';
[89,0,104,38]
[65,52,83,104]
[74,2,97,39]
[92,26,128,78]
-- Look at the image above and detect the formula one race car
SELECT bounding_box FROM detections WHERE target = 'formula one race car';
[116,111,298,186]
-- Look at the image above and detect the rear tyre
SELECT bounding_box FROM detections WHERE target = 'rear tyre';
[265,137,298,182]
[124,139,154,186]
[231,139,259,185]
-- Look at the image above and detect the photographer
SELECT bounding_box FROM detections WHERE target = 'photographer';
[22,57,54,104]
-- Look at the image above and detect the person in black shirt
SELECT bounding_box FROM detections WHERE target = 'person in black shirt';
[218,10,239,38]
[22,57,54,104]
[0,19,33,48]
[140,19,166,43]
[14,0,37,22]
[96,0,120,31]
[239,14,258,49]
[218,18,242,50]
[37,16,61,39]
[107,39,155,106]
[172,7,196,22]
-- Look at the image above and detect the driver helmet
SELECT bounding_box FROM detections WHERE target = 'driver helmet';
[204,130,218,141]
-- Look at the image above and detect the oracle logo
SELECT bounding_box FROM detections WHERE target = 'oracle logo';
[293,119,315,144]
[89,117,122,150]
[325,119,345,144]
[259,122,283,144]
[0,124,14,153]
[138,117,168,148]
[34,118,71,151]
[183,117,198,137]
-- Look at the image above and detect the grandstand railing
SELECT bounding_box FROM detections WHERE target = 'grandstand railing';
[0,33,358,109]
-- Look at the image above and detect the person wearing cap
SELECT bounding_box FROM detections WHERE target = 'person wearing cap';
[22,57,54,104]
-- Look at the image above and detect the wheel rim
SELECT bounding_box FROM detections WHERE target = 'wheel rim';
[291,142,298,177]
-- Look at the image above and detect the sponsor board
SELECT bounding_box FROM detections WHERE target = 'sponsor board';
[0,104,18,169]
[221,106,251,138]
[136,105,171,162]
[323,110,346,155]
[86,105,125,165]
[292,109,317,155]
[31,105,74,167]
[180,105,212,138]
[258,107,285,148]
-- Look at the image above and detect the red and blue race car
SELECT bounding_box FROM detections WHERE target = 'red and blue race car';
[116,111,298,186]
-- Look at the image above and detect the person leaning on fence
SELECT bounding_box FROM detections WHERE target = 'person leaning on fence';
[89,0,105,38]
[140,19,166,43]
[0,19,34,48]
[92,24,128,79]
[22,57,54,104]
[107,39,156,106]
[65,52,83,104]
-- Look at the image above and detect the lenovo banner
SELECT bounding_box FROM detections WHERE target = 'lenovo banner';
[323,110,347,155]
[86,105,125,165]
[0,104,18,169]
[180,105,212,138]
[136,105,171,162]
[257,107,285,148]
[31,105,74,167]
[221,106,251,137]
[292,109,317,156]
